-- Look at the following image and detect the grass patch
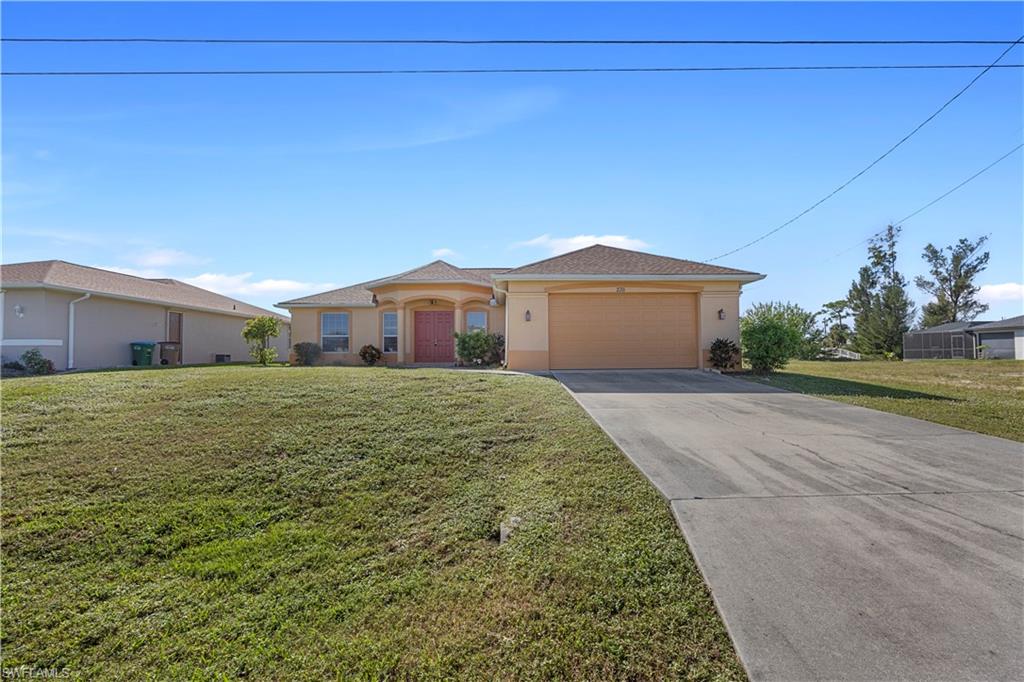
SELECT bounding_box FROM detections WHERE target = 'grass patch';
[1,366,742,680]
[740,360,1024,441]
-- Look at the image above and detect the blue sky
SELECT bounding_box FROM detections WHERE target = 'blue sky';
[3,1,1022,320]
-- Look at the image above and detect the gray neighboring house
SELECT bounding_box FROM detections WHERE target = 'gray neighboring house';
[1,260,291,371]
[903,315,1024,360]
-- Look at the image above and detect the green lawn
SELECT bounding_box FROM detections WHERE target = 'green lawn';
[1,366,742,680]
[740,359,1024,441]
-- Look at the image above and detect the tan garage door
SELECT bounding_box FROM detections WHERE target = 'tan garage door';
[549,292,699,369]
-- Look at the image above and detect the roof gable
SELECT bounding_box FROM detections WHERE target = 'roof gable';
[498,244,760,277]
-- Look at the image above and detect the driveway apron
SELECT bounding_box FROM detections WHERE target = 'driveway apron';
[555,370,1024,681]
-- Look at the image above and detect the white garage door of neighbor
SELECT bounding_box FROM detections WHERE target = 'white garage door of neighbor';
[548,292,699,369]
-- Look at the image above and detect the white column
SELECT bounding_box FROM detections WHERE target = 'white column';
[396,305,406,364]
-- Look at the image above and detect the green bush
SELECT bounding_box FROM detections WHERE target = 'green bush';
[740,318,800,373]
[743,301,824,360]
[454,331,504,366]
[359,344,382,366]
[293,342,322,366]
[709,338,739,370]
[242,316,281,366]
[20,348,55,375]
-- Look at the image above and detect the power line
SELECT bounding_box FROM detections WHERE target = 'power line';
[823,142,1023,262]
[705,34,1023,262]
[4,63,1024,77]
[2,37,1020,45]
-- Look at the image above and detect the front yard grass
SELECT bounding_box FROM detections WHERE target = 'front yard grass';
[1,366,742,680]
[740,359,1024,441]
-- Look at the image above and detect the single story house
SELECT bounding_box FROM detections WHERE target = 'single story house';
[278,244,764,371]
[903,315,1024,360]
[1,260,291,370]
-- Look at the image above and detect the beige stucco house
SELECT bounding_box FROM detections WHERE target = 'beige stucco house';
[1,260,291,371]
[279,244,764,371]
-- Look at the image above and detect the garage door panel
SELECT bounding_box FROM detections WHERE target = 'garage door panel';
[549,293,698,369]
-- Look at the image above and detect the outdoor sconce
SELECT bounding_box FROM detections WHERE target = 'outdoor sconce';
[14,304,25,318]
[488,296,498,307]
[718,308,726,320]
[524,310,532,322]
[371,294,378,305]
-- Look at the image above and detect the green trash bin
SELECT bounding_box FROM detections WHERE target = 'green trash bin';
[130,341,156,366]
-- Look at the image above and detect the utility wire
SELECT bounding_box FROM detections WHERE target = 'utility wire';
[705,34,1023,262]
[823,142,1023,262]
[4,63,1024,77]
[2,37,1020,45]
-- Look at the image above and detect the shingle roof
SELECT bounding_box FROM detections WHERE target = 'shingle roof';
[0,260,289,321]
[971,315,1023,331]
[498,244,761,277]
[916,321,982,333]
[915,316,1024,333]
[277,261,507,306]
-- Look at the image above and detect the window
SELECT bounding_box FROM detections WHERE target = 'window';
[466,311,487,333]
[382,312,398,353]
[321,312,349,352]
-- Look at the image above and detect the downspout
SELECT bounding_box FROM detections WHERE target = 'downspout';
[67,293,91,369]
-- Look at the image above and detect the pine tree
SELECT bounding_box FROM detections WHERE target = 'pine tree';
[847,225,916,356]
[915,236,990,328]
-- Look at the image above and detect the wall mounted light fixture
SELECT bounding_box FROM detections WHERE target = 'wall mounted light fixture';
[718,308,726,320]
[524,310,532,322]
[13,304,25,318]
[488,296,498,307]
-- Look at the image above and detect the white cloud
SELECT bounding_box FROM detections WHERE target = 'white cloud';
[979,282,1024,303]
[133,248,207,268]
[5,226,105,246]
[432,247,458,259]
[183,272,337,298]
[347,88,559,151]
[98,265,168,279]
[515,234,650,256]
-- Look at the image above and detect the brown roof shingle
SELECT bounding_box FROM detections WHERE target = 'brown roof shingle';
[278,260,507,306]
[0,260,289,321]
[499,244,760,277]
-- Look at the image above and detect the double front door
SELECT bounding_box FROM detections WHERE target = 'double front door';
[414,311,454,363]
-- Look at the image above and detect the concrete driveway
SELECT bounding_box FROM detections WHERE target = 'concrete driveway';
[555,370,1024,681]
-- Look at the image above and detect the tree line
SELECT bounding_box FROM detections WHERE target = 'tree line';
[740,227,991,369]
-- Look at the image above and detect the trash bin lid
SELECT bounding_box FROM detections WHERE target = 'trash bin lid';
[131,341,157,347]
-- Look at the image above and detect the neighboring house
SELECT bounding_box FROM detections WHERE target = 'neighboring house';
[0,260,291,370]
[278,244,764,371]
[903,316,1024,360]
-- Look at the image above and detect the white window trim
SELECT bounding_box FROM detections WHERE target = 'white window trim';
[321,312,351,353]
[466,310,488,333]
[382,311,399,353]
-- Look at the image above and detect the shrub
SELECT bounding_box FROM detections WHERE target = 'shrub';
[741,318,800,373]
[709,338,739,370]
[743,301,824,360]
[2,360,25,371]
[20,348,56,375]
[455,330,504,366]
[242,316,281,366]
[359,344,382,366]
[293,342,322,366]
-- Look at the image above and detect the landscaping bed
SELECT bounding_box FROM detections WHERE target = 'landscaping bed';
[1,366,742,680]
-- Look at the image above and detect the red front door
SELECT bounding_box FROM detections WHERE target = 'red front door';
[414,311,455,363]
